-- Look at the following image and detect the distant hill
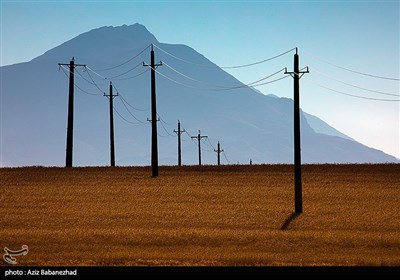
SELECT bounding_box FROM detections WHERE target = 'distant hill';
[1,23,398,166]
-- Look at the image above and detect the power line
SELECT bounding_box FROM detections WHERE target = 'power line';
[158,116,175,137]
[76,67,107,86]
[84,66,105,93]
[107,62,143,79]
[93,44,150,71]
[302,50,400,81]
[157,114,173,125]
[163,60,287,90]
[150,64,287,91]
[117,92,149,112]
[60,65,102,96]
[118,96,147,123]
[250,75,289,87]
[205,138,216,150]
[162,61,228,88]
[222,151,230,164]
[200,145,213,152]
[112,83,149,111]
[220,48,296,69]
[157,132,169,138]
[181,124,195,139]
[312,67,400,97]
[85,65,108,80]
[154,44,295,69]
[113,105,141,125]
[114,68,149,81]
[218,68,286,91]
[306,78,400,102]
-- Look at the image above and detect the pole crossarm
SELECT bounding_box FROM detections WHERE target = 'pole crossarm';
[284,67,309,79]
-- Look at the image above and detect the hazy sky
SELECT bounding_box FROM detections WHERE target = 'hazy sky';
[1,0,399,158]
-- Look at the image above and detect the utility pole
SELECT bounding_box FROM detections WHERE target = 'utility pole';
[214,141,224,166]
[104,81,118,167]
[285,48,309,213]
[191,130,208,166]
[143,44,162,177]
[173,120,185,166]
[58,57,85,168]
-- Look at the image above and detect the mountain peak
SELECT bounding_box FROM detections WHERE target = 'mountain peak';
[93,23,156,40]
[34,23,158,62]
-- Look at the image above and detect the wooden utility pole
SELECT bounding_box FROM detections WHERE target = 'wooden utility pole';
[104,81,118,167]
[174,120,185,166]
[285,48,309,213]
[58,57,85,168]
[214,141,224,166]
[191,130,208,166]
[143,44,162,177]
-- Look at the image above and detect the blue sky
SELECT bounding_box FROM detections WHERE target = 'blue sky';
[1,0,399,158]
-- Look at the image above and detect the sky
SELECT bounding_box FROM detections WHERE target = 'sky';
[1,0,399,159]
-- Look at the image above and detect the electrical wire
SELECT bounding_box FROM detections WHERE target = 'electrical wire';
[200,146,213,152]
[153,44,295,69]
[60,65,102,96]
[302,50,400,81]
[163,61,226,88]
[220,48,296,69]
[311,67,400,97]
[118,97,147,123]
[217,68,286,91]
[113,106,141,125]
[163,61,287,90]
[107,62,143,79]
[205,138,216,150]
[112,84,149,111]
[158,118,175,137]
[76,67,106,86]
[93,44,150,71]
[157,132,169,138]
[84,66,105,93]
[151,65,203,89]
[181,125,193,138]
[157,114,174,126]
[250,75,289,87]
[181,126,199,147]
[118,93,149,112]
[149,64,287,91]
[222,151,230,164]
[114,68,149,81]
[305,78,400,102]
[85,66,108,80]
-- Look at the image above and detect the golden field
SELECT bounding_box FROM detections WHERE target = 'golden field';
[0,164,399,266]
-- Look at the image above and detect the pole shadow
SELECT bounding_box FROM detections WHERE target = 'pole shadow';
[280,212,301,230]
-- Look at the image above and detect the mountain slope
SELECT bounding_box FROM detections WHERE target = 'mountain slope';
[1,23,397,167]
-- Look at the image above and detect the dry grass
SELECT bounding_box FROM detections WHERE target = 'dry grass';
[0,164,399,266]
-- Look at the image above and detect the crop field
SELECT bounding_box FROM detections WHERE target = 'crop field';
[0,164,399,266]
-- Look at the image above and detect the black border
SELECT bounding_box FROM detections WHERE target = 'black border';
[1,266,399,278]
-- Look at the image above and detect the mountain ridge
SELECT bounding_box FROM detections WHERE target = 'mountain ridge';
[1,23,398,167]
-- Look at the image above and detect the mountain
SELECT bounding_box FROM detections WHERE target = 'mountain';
[1,23,398,167]
[303,112,353,141]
